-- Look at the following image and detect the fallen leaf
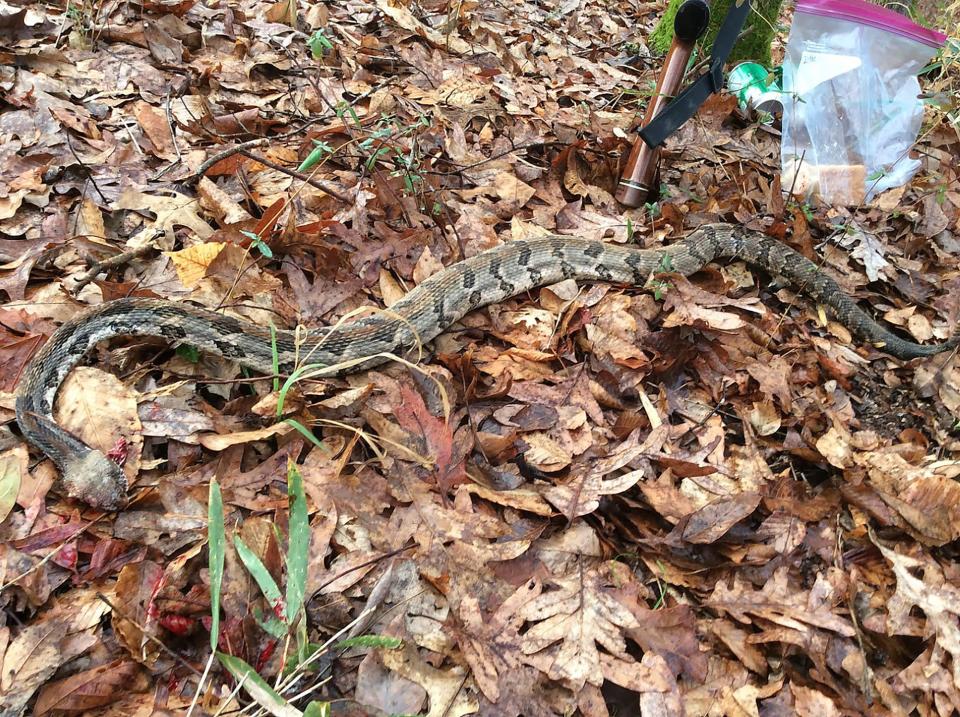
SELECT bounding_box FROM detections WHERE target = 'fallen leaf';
[133,101,176,160]
[375,0,471,54]
[708,568,854,637]
[54,367,143,486]
[0,446,26,521]
[198,420,294,451]
[116,187,214,245]
[521,561,643,689]
[681,492,761,544]
[33,660,143,716]
[0,588,111,715]
[165,241,227,288]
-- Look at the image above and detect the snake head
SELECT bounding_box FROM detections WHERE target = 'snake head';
[61,450,129,510]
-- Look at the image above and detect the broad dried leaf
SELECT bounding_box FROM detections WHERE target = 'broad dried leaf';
[542,426,667,519]
[113,560,165,665]
[133,101,175,160]
[0,445,26,521]
[393,384,465,493]
[380,641,479,717]
[198,421,295,451]
[54,367,143,486]
[0,588,110,715]
[33,659,142,715]
[455,578,542,702]
[165,241,227,288]
[115,187,214,244]
[681,492,762,544]
[708,568,854,637]
[859,452,960,545]
[521,561,642,689]
[375,0,471,54]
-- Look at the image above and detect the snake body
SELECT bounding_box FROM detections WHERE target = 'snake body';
[15,225,959,509]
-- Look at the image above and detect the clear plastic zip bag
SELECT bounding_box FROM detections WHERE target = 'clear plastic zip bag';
[781,0,946,206]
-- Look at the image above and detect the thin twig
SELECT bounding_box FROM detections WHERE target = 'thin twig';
[194,138,271,178]
[73,244,157,293]
[427,140,564,176]
[64,133,109,203]
[194,142,353,204]
[237,149,353,203]
[165,89,183,163]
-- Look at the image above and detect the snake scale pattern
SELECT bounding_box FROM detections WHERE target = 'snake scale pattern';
[15,224,959,509]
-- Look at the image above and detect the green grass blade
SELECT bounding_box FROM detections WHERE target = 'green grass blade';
[208,478,225,651]
[217,653,303,717]
[270,322,280,393]
[284,418,327,451]
[285,460,309,626]
[234,535,285,622]
[277,363,325,416]
[257,614,289,639]
[333,635,402,650]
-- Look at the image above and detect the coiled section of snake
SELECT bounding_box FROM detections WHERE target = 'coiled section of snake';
[14,224,959,509]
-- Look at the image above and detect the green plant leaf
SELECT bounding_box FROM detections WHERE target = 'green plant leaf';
[208,478,225,650]
[277,363,316,416]
[334,634,403,650]
[270,322,280,393]
[176,344,200,363]
[304,702,331,717]
[297,141,333,173]
[285,460,309,625]
[283,640,327,675]
[234,535,286,622]
[217,653,303,717]
[364,146,392,171]
[284,418,323,447]
[240,229,274,259]
[256,613,289,639]
[307,29,334,59]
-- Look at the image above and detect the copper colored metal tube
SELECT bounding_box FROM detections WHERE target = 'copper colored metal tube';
[616,2,707,207]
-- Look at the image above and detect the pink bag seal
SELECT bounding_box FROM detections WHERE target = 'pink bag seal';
[796,0,946,48]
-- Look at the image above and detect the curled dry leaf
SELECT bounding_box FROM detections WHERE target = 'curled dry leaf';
[747,399,780,437]
[708,568,855,638]
[860,451,960,545]
[197,176,253,225]
[197,420,295,451]
[379,641,479,717]
[542,425,667,519]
